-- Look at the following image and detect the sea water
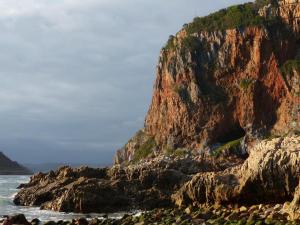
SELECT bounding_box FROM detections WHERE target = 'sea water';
[0,175,126,222]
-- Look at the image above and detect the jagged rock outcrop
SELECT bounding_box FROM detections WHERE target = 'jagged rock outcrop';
[115,0,300,164]
[172,135,300,208]
[0,152,31,175]
[15,156,236,213]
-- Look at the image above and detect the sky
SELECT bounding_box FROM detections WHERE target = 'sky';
[0,0,250,165]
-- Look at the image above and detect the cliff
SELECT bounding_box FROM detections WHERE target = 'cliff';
[115,0,300,164]
[0,152,31,175]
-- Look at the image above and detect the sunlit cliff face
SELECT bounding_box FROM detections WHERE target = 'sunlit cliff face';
[115,0,300,164]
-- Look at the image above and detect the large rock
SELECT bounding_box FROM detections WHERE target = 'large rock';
[2,214,31,225]
[172,135,300,207]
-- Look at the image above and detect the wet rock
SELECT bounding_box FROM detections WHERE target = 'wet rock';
[3,214,31,225]
[42,221,57,225]
[31,218,40,225]
[75,218,88,225]
[88,218,100,225]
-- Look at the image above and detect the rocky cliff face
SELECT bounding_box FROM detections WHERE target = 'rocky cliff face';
[278,0,300,34]
[0,152,31,175]
[115,0,300,164]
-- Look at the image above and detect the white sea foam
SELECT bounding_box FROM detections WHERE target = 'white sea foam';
[9,192,17,199]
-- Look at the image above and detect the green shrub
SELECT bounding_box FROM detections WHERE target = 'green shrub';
[181,35,203,51]
[133,137,156,162]
[164,147,187,157]
[255,0,278,8]
[174,148,187,157]
[163,1,283,52]
[164,145,175,156]
[212,138,242,157]
[165,35,176,50]
[184,3,266,35]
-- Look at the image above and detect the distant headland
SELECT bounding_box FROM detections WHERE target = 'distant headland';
[0,152,32,175]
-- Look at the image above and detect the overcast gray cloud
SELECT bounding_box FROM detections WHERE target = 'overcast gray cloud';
[0,0,250,164]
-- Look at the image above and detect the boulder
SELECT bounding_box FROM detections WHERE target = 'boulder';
[2,214,31,225]
[284,181,300,220]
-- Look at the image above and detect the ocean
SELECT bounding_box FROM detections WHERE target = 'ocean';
[0,175,125,221]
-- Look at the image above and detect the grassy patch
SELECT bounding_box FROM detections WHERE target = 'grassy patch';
[181,36,203,51]
[165,35,176,51]
[184,3,266,35]
[133,137,156,162]
[240,78,254,89]
[164,35,207,54]
[263,133,282,141]
[164,145,174,156]
[212,138,242,157]
[255,0,278,8]
[164,147,187,157]
[174,148,187,157]
[163,2,282,52]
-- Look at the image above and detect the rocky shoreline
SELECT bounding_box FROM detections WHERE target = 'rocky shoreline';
[11,135,300,223]
[2,203,300,225]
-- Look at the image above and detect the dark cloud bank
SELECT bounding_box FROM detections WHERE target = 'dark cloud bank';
[0,0,249,165]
